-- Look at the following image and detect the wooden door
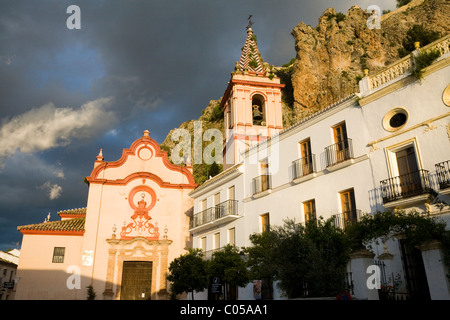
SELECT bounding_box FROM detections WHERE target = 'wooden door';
[120,261,152,300]
[300,139,313,175]
[399,240,431,300]
[340,189,357,225]
[333,123,349,163]
[260,159,269,191]
[395,147,420,196]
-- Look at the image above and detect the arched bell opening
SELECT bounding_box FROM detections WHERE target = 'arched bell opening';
[252,94,266,126]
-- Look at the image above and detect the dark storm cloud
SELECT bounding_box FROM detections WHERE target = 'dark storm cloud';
[0,0,396,250]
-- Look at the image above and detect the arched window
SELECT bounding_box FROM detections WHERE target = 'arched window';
[252,94,265,125]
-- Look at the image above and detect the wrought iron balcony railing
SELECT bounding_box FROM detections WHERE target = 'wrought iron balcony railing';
[190,200,239,229]
[435,160,450,190]
[332,209,362,229]
[324,138,354,167]
[252,174,272,195]
[293,154,316,179]
[380,169,432,203]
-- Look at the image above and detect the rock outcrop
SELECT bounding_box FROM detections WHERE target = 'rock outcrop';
[290,0,450,111]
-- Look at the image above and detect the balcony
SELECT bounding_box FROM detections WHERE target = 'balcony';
[189,200,240,232]
[332,210,362,229]
[435,160,450,191]
[325,139,354,168]
[380,169,432,205]
[252,174,272,196]
[292,155,316,183]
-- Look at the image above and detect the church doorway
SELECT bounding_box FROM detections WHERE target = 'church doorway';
[120,261,153,300]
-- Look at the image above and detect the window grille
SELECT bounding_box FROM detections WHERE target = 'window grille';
[52,247,65,263]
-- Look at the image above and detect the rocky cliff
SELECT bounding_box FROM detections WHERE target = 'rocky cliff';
[289,0,450,121]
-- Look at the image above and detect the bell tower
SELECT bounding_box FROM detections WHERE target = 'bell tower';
[222,18,284,169]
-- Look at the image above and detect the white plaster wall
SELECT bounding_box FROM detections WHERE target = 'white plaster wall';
[15,234,84,300]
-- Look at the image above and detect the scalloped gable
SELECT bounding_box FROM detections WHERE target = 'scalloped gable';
[86,130,197,189]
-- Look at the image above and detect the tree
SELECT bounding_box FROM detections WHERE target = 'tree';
[86,285,96,300]
[244,230,280,299]
[398,25,441,57]
[345,210,448,251]
[208,244,249,299]
[246,218,350,299]
[167,248,209,300]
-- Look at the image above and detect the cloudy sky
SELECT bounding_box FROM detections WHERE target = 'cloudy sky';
[0,0,397,251]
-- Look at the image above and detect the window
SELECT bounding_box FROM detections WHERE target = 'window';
[253,159,271,194]
[228,228,236,246]
[300,139,312,159]
[214,233,220,250]
[394,146,422,195]
[333,122,350,162]
[199,237,206,252]
[381,141,431,202]
[260,159,270,191]
[261,213,270,232]
[228,186,235,201]
[383,108,409,132]
[396,147,419,176]
[339,189,358,225]
[201,199,207,211]
[52,247,65,263]
[333,122,348,145]
[326,122,353,166]
[303,199,316,222]
[214,192,220,206]
[297,139,314,176]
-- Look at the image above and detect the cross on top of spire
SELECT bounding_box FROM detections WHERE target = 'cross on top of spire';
[246,15,254,30]
[237,15,265,74]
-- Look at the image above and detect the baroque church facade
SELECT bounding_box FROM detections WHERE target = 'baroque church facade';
[16,131,196,299]
[15,23,450,300]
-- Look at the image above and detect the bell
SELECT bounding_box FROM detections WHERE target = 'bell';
[253,108,263,121]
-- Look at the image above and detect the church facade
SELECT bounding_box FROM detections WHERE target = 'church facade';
[16,131,196,299]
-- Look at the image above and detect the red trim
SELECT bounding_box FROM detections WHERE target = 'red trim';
[221,76,285,108]
[231,79,285,89]
[86,135,197,188]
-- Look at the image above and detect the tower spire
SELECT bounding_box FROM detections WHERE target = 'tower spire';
[237,16,264,74]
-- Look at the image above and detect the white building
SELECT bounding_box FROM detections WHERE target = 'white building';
[0,249,20,300]
[189,30,450,300]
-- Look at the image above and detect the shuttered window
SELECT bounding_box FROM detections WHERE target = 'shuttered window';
[52,247,65,263]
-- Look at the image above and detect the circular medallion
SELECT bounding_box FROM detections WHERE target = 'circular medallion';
[443,84,450,107]
[382,108,409,132]
[128,186,157,211]
[138,145,153,160]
